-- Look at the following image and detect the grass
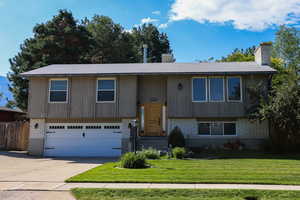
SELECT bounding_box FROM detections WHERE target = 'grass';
[71,188,300,200]
[67,154,300,185]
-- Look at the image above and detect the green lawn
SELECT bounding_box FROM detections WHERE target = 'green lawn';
[72,188,300,200]
[67,154,300,185]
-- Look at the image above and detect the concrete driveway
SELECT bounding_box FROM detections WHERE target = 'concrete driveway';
[0,151,116,199]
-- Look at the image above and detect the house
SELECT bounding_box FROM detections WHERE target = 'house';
[0,107,26,122]
[21,43,276,157]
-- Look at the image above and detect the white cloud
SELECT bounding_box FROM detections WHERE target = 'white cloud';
[159,23,168,29]
[152,10,161,15]
[124,29,133,33]
[141,17,159,24]
[169,0,300,31]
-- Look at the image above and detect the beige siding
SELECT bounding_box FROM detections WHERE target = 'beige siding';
[167,75,269,118]
[70,77,96,118]
[47,103,69,118]
[28,78,48,118]
[167,76,192,117]
[237,119,269,139]
[28,76,137,119]
[138,76,166,104]
[119,76,137,117]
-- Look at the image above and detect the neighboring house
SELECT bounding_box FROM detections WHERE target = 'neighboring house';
[0,107,26,122]
[22,43,276,157]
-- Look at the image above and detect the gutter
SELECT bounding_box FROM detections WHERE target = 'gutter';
[21,71,277,78]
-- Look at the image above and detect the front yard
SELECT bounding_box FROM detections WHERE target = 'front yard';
[67,154,300,185]
[72,188,300,200]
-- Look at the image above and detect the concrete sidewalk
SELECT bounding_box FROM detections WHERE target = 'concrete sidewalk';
[2,182,300,191]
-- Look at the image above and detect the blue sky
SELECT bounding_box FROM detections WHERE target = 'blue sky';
[1,0,299,76]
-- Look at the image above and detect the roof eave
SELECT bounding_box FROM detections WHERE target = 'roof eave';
[21,71,277,77]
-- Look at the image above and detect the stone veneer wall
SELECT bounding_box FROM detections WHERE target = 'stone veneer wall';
[28,119,46,156]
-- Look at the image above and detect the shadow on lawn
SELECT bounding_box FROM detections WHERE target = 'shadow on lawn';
[192,152,300,160]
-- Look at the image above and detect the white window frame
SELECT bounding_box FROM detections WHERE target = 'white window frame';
[48,78,68,103]
[96,78,116,103]
[209,76,225,102]
[192,77,208,102]
[198,121,237,136]
[227,76,243,102]
[140,106,145,132]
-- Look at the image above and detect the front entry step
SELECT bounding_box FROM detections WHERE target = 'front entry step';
[137,137,168,151]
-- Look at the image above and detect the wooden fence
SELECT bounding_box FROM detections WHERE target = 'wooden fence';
[0,121,29,150]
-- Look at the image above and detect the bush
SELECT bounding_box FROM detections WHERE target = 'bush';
[168,126,185,148]
[139,148,160,159]
[172,147,186,159]
[120,152,148,169]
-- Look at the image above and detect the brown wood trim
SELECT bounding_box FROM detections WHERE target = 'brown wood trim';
[45,118,122,123]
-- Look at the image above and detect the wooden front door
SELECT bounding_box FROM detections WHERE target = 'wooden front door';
[141,103,163,136]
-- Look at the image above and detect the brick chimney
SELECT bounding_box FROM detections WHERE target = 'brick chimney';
[161,54,174,63]
[254,42,272,66]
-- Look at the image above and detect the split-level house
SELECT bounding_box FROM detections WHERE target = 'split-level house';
[22,43,276,157]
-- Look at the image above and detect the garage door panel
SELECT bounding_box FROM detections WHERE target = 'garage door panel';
[44,123,122,157]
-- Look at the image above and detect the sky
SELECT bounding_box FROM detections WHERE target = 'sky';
[1,0,300,76]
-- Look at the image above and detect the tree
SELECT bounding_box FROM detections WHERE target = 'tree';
[273,25,300,73]
[8,10,92,110]
[218,46,256,62]
[84,15,137,63]
[131,24,172,63]
[8,11,173,110]
[253,26,300,151]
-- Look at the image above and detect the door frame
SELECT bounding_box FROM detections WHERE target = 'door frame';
[139,103,166,137]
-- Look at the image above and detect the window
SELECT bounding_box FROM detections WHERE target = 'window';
[210,122,223,135]
[198,123,210,135]
[49,126,65,129]
[192,78,207,102]
[104,125,120,129]
[209,77,224,101]
[86,126,102,129]
[49,79,68,103]
[198,122,236,136]
[67,126,83,129]
[97,79,116,102]
[224,123,236,135]
[227,77,242,102]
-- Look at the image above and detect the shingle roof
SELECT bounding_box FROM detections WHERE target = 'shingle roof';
[21,62,276,77]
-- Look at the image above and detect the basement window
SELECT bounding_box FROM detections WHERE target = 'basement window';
[198,122,236,136]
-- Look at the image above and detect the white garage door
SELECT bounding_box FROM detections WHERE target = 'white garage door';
[44,123,122,157]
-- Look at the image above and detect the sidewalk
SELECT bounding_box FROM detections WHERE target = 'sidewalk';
[2,182,300,191]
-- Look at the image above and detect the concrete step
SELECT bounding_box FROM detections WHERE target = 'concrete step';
[137,137,168,151]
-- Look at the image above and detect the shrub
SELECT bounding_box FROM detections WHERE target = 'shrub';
[172,147,186,159]
[168,126,185,148]
[120,152,148,169]
[139,148,160,159]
